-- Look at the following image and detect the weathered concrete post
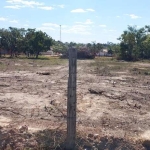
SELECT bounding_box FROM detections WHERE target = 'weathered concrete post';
[66,47,77,150]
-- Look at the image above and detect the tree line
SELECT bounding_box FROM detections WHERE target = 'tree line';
[0,27,105,59]
[0,27,53,58]
[0,25,150,60]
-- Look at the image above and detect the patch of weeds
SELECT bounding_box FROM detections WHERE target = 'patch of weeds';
[0,57,67,72]
[96,65,111,76]
[108,61,132,72]
[144,71,150,75]
[89,58,132,76]
[0,61,6,70]
[131,67,150,75]
[95,57,113,61]
[88,61,112,76]
[34,57,67,66]
[35,129,66,149]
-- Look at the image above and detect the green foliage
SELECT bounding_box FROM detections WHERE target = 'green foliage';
[118,25,150,61]
[52,41,67,54]
[1,25,150,61]
[0,27,53,58]
[87,42,103,55]
[106,42,120,56]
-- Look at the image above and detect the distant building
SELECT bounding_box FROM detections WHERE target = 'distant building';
[40,50,53,55]
[97,49,112,57]
[97,49,107,56]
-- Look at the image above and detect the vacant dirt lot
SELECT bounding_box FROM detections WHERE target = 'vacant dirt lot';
[0,57,150,149]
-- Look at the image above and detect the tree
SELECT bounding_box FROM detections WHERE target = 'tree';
[0,27,27,57]
[23,29,53,58]
[32,31,53,58]
[142,35,150,59]
[96,43,103,53]
[52,40,67,54]
[0,28,12,56]
[8,27,22,57]
[118,25,148,60]
[0,27,54,58]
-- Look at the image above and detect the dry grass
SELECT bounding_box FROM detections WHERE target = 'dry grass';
[88,57,150,77]
[0,56,67,71]
[1,56,150,149]
[0,126,146,150]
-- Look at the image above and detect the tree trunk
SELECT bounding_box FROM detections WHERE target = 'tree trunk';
[35,52,39,59]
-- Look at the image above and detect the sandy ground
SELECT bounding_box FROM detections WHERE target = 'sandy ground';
[0,58,150,144]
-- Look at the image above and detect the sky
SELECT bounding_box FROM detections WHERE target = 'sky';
[0,0,150,44]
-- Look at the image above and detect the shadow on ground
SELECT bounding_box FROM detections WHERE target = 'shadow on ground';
[0,126,148,150]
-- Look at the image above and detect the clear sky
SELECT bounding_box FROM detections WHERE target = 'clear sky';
[0,0,150,43]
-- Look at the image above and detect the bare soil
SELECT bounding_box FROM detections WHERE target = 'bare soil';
[0,57,150,149]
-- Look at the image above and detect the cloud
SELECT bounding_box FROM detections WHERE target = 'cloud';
[58,5,65,8]
[40,22,92,35]
[6,0,44,7]
[62,24,92,35]
[109,29,116,32]
[76,19,94,25]
[125,14,141,19]
[0,17,7,21]
[4,5,21,9]
[39,23,69,33]
[24,24,29,27]
[99,24,107,28]
[85,19,93,24]
[42,23,60,28]
[71,8,95,13]
[71,9,86,13]
[0,17,19,23]
[61,25,68,28]
[9,19,18,23]
[130,14,141,19]
[86,9,95,12]
[38,6,54,10]
[5,0,65,10]
[37,26,55,31]
[116,16,120,18]
[137,25,141,28]
[102,29,117,34]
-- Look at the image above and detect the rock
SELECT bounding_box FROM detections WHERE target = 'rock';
[88,88,105,95]
[37,72,50,75]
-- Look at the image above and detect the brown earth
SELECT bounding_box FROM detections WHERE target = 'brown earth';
[0,57,150,149]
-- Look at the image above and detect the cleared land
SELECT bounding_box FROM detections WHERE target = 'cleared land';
[0,57,150,149]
